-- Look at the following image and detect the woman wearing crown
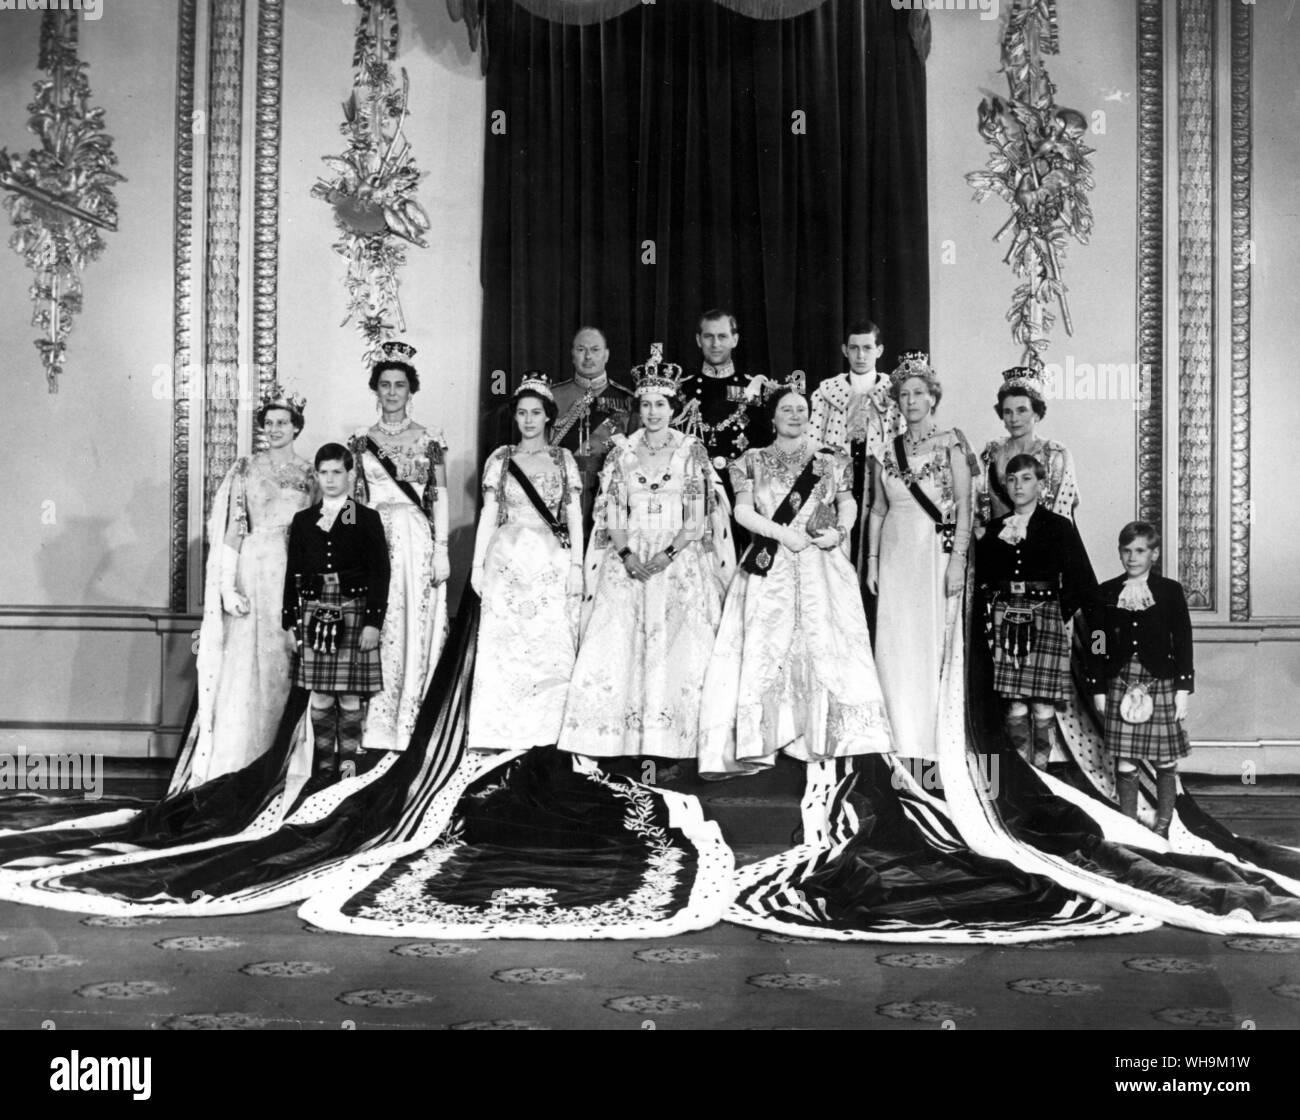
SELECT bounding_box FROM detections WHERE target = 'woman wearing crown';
[468,374,585,749]
[558,346,732,765]
[866,353,976,759]
[347,342,450,754]
[698,381,893,776]
[169,387,317,792]
[977,365,1079,526]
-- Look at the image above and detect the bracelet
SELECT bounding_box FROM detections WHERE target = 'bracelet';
[618,546,632,560]
[664,544,677,559]
[835,525,848,543]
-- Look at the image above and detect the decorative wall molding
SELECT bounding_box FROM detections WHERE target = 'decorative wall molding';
[170,0,199,613]
[202,0,247,523]
[1228,0,1252,622]
[252,0,283,451]
[1174,0,1216,611]
[1135,0,1164,530]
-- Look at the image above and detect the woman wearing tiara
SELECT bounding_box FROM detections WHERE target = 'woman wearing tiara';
[866,353,975,760]
[698,381,893,776]
[347,341,450,755]
[977,365,1079,526]
[469,375,585,750]
[558,345,732,766]
[170,387,316,792]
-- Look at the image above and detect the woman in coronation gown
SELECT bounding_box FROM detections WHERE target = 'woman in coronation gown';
[866,353,975,761]
[169,388,315,793]
[468,376,584,750]
[558,346,733,765]
[347,341,450,754]
[699,383,892,776]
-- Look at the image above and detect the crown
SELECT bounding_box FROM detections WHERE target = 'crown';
[631,342,685,397]
[259,380,307,418]
[889,350,935,386]
[762,369,806,399]
[381,340,417,361]
[999,363,1049,401]
[516,369,554,401]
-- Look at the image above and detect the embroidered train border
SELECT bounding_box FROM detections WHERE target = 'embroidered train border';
[170,0,198,612]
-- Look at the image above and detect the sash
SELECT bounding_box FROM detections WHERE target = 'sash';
[739,455,822,577]
[551,387,598,448]
[894,434,955,553]
[507,457,571,549]
[365,437,432,527]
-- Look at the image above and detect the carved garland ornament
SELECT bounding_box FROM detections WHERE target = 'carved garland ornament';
[0,10,123,392]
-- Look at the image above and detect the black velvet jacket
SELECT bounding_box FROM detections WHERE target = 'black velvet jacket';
[281,498,391,631]
[975,505,1096,621]
[1083,573,1195,693]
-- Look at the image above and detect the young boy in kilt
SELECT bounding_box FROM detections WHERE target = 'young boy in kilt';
[283,443,390,782]
[976,454,1096,770]
[1085,521,1194,837]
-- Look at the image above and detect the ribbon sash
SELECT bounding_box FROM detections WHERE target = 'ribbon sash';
[894,434,955,553]
[550,388,598,448]
[739,455,822,577]
[506,457,571,549]
[365,437,432,527]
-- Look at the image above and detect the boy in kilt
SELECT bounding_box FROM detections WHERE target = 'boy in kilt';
[976,454,1096,770]
[283,443,391,782]
[1085,521,1194,837]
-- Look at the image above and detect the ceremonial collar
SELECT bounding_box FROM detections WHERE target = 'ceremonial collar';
[573,372,609,394]
[701,360,736,380]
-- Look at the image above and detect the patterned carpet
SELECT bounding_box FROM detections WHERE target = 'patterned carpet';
[3,902,1300,1030]
[2,767,1298,1030]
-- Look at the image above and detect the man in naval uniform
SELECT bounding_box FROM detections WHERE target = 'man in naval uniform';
[674,309,769,548]
[549,325,638,544]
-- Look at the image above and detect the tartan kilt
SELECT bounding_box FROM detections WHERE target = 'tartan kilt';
[1103,655,1190,763]
[987,595,1072,700]
[292,591,384,695]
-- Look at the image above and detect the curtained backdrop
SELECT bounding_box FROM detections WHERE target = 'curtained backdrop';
[479,0,929,435]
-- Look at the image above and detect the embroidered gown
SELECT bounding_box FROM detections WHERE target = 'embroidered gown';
[978,436,1079,523]
[469,447,583,750]
[698,445,892,776]
[874,433,968,760]
[170,453,315,792]
[352,433,450,753]
[558,430,727,759]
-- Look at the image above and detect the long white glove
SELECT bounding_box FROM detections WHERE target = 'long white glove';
[219,543,249,616]
[432,486,450,585]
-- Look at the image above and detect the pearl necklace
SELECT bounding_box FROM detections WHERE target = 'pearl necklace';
[376,415,413,437]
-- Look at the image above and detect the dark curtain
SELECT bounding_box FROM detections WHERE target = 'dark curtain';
[480,0,929,432]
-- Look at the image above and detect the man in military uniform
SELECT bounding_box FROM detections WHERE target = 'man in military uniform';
[549,326,638,543]
[674,309,769,546]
